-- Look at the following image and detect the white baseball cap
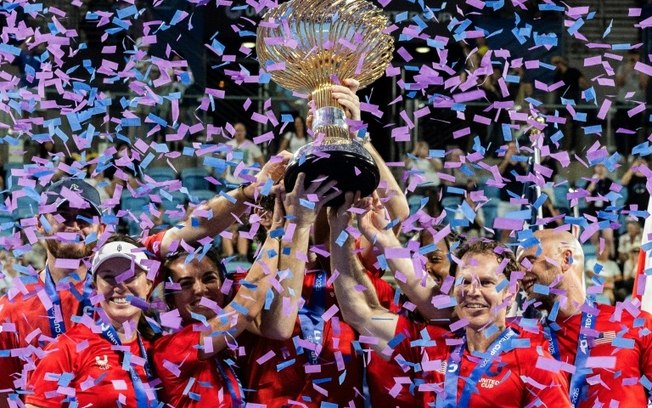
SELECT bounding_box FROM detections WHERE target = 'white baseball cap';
[91,241,149,274]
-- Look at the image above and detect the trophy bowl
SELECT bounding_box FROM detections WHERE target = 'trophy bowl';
[283,141,380,207]
[256,0,394,206]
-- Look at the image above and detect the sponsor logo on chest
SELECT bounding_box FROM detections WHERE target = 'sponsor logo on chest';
[95,355,110,370]
[479,377,501,389]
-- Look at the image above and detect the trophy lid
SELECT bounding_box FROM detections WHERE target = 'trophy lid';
[256,0,395,94]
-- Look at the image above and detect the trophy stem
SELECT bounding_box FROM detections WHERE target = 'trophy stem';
[312,84,340,109]
[311,84,350,141]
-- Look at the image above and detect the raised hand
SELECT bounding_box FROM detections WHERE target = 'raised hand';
[356,192,398,249]
[257,151,293,185]
[306,78,362,138]
[327,190,360,232]
[269,185,286,232]
[283,173,339,229]
[332,78,361,124]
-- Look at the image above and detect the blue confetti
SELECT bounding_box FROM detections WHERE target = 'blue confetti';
[612,337,635,349]
[276,359,296,372]
[533,284,550,295]
[117,5,138,19]
[299,198,315,210]
[335,230,348,247]
[219,190,236,204]
[567,18,584,36]
[428,149,445,158]
[202,157,226,173]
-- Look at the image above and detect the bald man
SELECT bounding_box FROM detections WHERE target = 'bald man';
[517,229,652,408]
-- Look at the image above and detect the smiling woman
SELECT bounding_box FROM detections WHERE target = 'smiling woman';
[25,234,159,408]
[151,240,282,407]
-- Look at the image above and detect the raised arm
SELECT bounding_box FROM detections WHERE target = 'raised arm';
[328,193,398,358]
[254,173,339,339]
[312,78,407,265]
[621,158,645,186]
[333,78,409,225]
[197,231,280,360]
[357,193,442,321]
[159,151,292,256]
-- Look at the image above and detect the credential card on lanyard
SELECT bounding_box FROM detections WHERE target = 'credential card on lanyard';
[569,310,595,407]
[298,270,327,365]
[439,328,516,408]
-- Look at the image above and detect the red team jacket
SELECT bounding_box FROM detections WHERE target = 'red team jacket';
[152,324,243,407]
[551,303,652,407]
[392,316,572,407]
[25,323,155,408]
[0,275,88,406]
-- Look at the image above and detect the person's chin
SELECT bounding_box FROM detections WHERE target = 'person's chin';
[466,319,491,332]
[190,306,216,321]
[48,241,93,259]
[105,308,140,325]
[459,311,489,327]
[526,292,556,311]
[102,299,137,317]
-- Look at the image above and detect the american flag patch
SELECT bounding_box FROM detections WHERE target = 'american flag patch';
[594,331,617,346]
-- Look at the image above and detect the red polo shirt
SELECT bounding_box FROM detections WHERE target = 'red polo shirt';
[0,275,88,407]
[392,316,571,407]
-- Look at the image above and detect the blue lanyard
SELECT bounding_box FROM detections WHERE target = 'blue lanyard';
[44,266,94,338]
[439,328,517,408]
[75,273,94,317]
[297,270,327,365]
[543,308,595,407]
[542,324,561,360]
[99,321,158,408]
[215,359,244,407]
[43,267,66,337]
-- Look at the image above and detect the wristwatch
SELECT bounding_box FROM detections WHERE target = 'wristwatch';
[357,130,371,145]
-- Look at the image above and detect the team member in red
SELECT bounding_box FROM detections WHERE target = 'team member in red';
[0,179,105,405]
[517,229,652,407]
[236,264,396,407]
[329,195,571,407]
[235,80,409,407]
[26,235,158,408]
[0,156,289,407]
[152,175,339,407]
[364,217,458,407]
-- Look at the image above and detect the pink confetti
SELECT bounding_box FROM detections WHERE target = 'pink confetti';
[585,357,616,369]
[321,304,339,322]
[256,350,276,365]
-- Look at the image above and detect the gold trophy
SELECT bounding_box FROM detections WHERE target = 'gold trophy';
[256,0,394,205]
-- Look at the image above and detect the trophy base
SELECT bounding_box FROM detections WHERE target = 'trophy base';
[284,142,380,207]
